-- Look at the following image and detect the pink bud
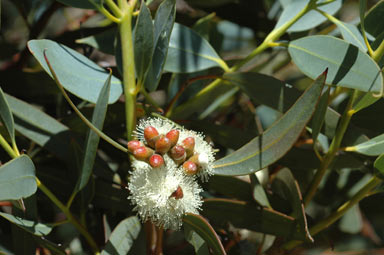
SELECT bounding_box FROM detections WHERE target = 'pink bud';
[165,129,179,147]
[182,137,195,157]
[155,136,171,154]
[149,154,164,168]
[183,161,198,175]
[133,146,153,161]
[144,126,160,148]
[127,140,143,153]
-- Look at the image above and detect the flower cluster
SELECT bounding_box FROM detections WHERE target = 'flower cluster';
[127,118,215,230]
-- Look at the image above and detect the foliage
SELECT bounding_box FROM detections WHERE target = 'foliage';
[0,0,384,254]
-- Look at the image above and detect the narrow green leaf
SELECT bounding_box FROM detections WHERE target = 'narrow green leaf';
[339,205,362,234]
[0,87,15,143]
[374,153,384,178]
[76,73,112,192]
[134,2,154,82]
[201,198,309,241]
[213,70,327,175]
[272,168,313,242]
[0,155,36,201]
[288,35,382,92]
[251,172,271,208]
[207,176,253,201]
[364,0,384,39]
[183,213,226,255]
[76,28,117,55]
[311,87,330,142]
[352,91,380,113]
[144,0,176,91]
[275,0,342,32]
[164,23,226,73]
[5,94,72,160]
[346,133,384,156]
[101,216,141,255]
[334,20,367,51]
[27,39,122,104]
[0,212,51,236]
[184,225,210,255]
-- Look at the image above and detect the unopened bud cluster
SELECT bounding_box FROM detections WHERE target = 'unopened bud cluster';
[127,118,215,230]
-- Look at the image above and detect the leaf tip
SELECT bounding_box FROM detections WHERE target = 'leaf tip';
[323,67,328,76]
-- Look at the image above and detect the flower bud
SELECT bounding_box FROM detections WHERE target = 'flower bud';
[149,154,164,168]
[165,129,179,147]
[144,126,160,148]
[182,137,195,157]
[183,161,198,175]
[170,186,183,199]
[169,145,186,165]
[133,146,154,161]
[127,140,143,153]
[155,136,171,154]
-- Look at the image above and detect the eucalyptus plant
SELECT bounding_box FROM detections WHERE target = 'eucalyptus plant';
[0,0,384,254]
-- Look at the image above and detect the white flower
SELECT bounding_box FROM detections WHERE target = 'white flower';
[128,155,203,230]
[134,117,215,181]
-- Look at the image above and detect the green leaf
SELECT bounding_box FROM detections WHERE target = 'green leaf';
[207,176,253,201]
[27,39,122,104]
[184,225,210,255]
[272,168,313,242]
[364,0,384,39]
[164,23,226,73]
[134,2,154,83]
[223,72,300,113]
[275,0,342,32]
[76,28,117,55]
[0,87,15,143]
[374,153,384,178]
[352,91,380,113]
[213,70,327,175]
[346,133,384,156]
[56,0,100,9]
[288,35,383,93]
[334,20,367,51]
[201,198,309,241]
[185,0,236,7]
[311,87,330,142]
[76,73,111,193]
[183,213,226,255]
[339,205,362,234]
[251,172,271,208]
[5,94,73,160]
[101,216,141,255]
[0,155,37,201]
[144,0,176,91]
[0,212,52,236]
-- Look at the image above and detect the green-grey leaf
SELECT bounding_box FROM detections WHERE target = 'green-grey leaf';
[275,0,342,32]
[347,133,384,156]
[56,0,101,9]
[76,28,117,55]
[101,216,141,255]
[288,35,382,92]
[339,205,362,234]
[0,155,37,200]
[164,23,226,73]
[352,91,380,113]
[213,70,326,175]
[272,168,313,242]
[27,39,122,104]
[334,20,367,51]
[202,198,309,241]
[364,0,384,39]
[183,213,226,255]
[76,73,111,193]
[311,87,330,142]
[184,225,210,255]
[0,87,15,143]
[134,2,154,82]
[0,212,52,236]
[144,0,176,91]
[5,94,72,160]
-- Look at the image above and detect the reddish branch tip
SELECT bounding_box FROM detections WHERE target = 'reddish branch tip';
[323,67,328,75]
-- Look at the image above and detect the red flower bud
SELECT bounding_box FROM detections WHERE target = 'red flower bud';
[182,137,195,157]
[149,154,164,168]
[165,129,179,147]
[170,186,183,199]
[133,146,154,161]
[169,145,186,164]
[144,126,160,148]
[183,161,198,175]
[127,140,143,153]
[155,136,171,154]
